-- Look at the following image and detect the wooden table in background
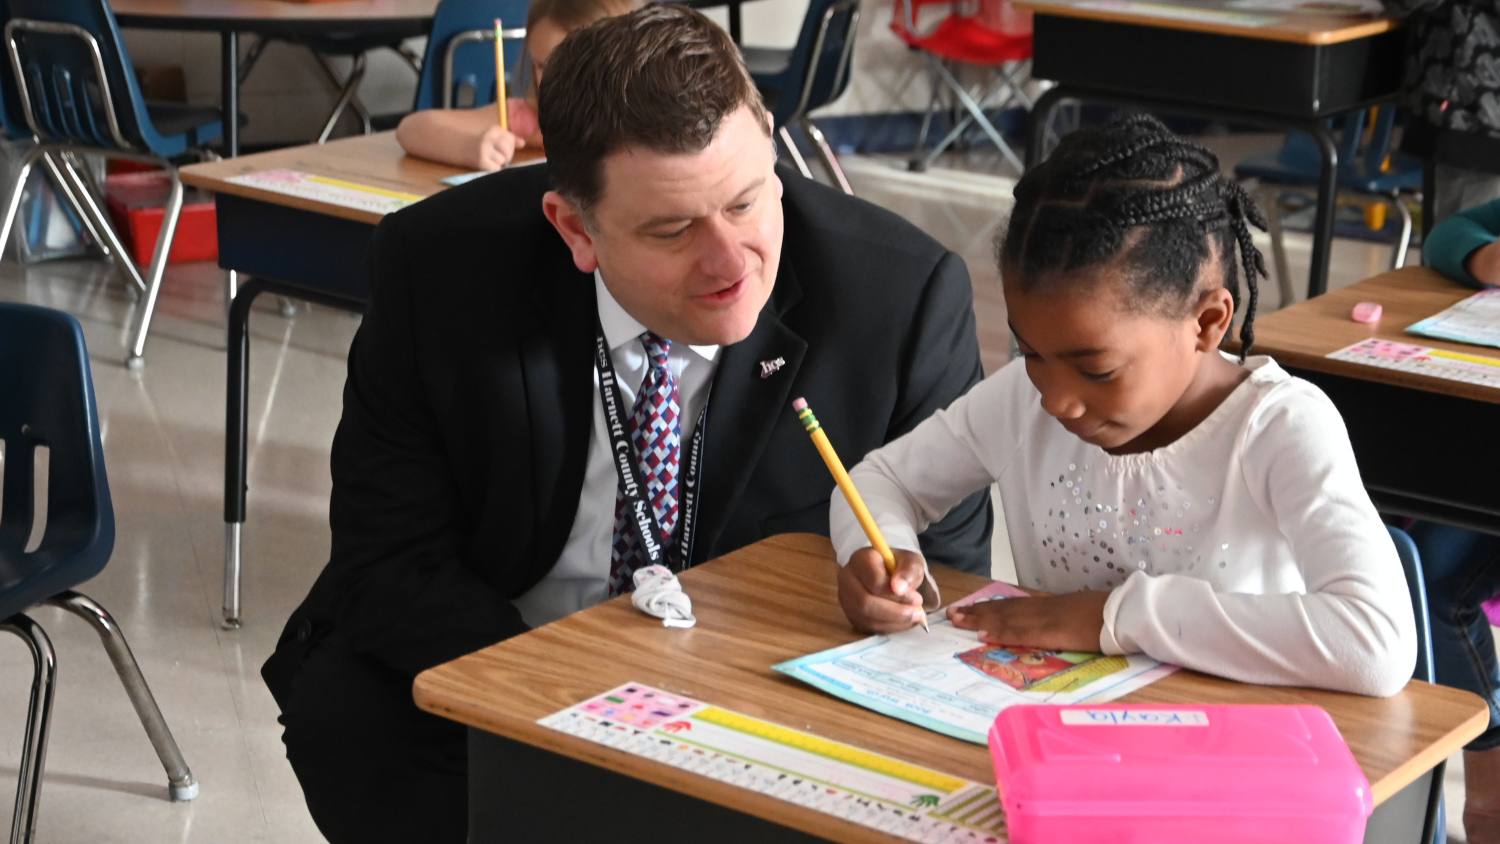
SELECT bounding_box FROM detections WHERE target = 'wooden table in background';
[416,533,1487,843]
[1015,0,1404,300]
[1250,266,1500,534]
[181,132,542,628]
[113,0,441,156]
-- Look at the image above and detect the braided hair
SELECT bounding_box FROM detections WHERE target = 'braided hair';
[999,114,1268,355]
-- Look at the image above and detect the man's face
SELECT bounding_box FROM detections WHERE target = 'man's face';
[543,105,784,346]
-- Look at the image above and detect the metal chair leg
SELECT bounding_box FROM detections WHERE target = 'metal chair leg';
[45,592,198,802]
[55,154,148,297]
[909,57,944,172]
[37,153,111,262]
[125,168,184,370]
[0,144,45,261]
[1254,184,1296,309]
[800,118,852,195]
[777,124,814,181]
[1390,191,1413,270]
[1,613,56,844]
[316,52,369,144]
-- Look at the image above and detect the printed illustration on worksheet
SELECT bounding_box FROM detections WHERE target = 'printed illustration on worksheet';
[775,583,1177,744]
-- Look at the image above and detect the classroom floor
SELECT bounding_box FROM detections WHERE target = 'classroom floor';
[0,141,1466,843]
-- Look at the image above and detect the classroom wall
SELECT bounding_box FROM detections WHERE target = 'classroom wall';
[119,0,930,148]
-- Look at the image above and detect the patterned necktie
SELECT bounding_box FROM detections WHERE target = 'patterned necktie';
[608,332,681,597]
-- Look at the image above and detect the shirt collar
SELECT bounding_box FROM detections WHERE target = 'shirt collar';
[594,271,720,361]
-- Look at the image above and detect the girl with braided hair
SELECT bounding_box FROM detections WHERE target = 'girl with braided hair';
[829,115,1416,697]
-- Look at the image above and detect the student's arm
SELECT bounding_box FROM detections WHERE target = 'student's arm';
[1425,199,1500,288]
[320,215,531,678]
[395,106,524,171]
[1101,385,1417,697]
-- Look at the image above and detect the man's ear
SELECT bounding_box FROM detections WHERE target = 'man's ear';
[763,108,776,138]
[1194,285,1236,352]
[542,191,600,273]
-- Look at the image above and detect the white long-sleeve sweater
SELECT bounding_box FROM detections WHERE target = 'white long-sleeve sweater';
[832,355,1416,698]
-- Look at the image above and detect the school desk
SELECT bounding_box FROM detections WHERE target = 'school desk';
[1249,266,1500,536]
[179,132,542,627]
[413,532,1487,844]
[113,0,441,158]
[1015,0,1404,302]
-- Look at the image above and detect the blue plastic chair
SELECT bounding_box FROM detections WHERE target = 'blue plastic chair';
[745,0,861,194]
[0,303,197,844]
[1389,525,1448,844]
[413,0,532,112]
[0,0,224,370]
[1237,108,1421,308]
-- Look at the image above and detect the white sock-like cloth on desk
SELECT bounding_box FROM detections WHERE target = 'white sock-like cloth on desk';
[631,565,696,628]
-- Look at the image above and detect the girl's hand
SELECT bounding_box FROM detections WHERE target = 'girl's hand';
[1467,240,1500,286]
[470,124,524,171]
[838,548,929,634]
[947,591,1110,653]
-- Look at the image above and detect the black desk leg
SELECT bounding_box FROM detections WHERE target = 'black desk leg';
[1304,121,1338,299]
[224,277,264,630]
[729,1,742,43]
[221,30,239,158]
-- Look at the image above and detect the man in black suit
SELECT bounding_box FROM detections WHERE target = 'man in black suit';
[262,6,991,842]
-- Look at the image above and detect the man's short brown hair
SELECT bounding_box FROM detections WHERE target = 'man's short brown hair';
[537,4,768,211]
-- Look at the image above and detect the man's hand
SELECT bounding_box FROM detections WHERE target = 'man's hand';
[838,548,929,634]
[1466,240,1500,286]
[947,590,1110,653]
[470,124,523,172]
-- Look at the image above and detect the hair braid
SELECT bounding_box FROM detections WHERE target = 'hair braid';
[999,113,1270,361]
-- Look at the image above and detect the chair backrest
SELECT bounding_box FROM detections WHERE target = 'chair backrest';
[0,0,33,140]
[770,0,861,126]
[4,0,171,155]
[1388,525,1435,684]
[413,0,532,111]
[0,303,112,619]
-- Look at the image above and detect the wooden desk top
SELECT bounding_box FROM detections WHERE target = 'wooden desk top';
[180,131,544,225]
[1249,266,1500,405]
[1015,0,1400,44]
[112,0,440,26]
[415,534,1487,841]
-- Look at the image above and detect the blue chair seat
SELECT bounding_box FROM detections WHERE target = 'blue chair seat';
[144,101,223,155]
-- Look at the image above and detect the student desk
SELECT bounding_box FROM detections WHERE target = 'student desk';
[113,0,441,157]
[1015,0,1404,300]
[1250,266,1500,535]
[180,132,541,627]
[414,532,1487,844]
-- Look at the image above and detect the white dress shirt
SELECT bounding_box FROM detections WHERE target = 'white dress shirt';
[831,355,1416,698]
[512,272,720,628]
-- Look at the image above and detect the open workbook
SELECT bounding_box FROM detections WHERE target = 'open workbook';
[775,583,1178,744]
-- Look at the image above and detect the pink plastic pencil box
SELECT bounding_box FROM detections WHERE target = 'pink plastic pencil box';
[988,704,1373,843]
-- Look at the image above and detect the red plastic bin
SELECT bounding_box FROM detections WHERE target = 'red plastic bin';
[104,170,217,265]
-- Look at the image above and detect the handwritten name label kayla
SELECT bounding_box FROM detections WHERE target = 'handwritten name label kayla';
[1060,709,1210,727]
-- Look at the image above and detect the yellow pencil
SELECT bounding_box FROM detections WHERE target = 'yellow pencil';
[793,397,927,631]
[494,19,509,132]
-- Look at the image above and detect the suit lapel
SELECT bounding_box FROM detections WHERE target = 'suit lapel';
[518,254,597,572]
[694,261,807,562]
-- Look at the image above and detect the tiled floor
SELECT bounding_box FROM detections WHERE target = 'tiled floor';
[0,142,1465,842]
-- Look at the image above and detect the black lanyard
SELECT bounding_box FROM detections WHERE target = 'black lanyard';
[594,325,708,573]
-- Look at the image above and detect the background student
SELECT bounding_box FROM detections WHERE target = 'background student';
[831,115,1416,699]
[394,0,640,170]
[1406,202,1500,843]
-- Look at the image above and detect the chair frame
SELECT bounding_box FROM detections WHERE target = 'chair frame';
[899,0,1031,175]
[771,0,860,195]
[441,26,527,110]
[0,18,191,370]
[1253,181,1413,309]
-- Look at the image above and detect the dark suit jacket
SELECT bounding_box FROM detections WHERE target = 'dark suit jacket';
[263,163,991,701]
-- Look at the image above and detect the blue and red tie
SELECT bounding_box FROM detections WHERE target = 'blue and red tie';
[608,332,681,596]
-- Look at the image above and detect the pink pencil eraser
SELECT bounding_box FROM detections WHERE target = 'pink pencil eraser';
[792,397,808,411]
[1351,302,1383,324]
